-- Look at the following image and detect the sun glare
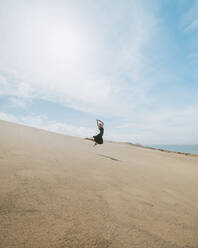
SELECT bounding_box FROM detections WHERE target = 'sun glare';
[44,20,86,64]
[35,16,88,68]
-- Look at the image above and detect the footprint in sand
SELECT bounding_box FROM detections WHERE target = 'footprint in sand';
[137,199,154,207]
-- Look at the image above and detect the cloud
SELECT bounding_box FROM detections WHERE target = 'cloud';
[0,112,17,123]
[1,1,197,145]
[1,102,198,145]
[116,104,198,144]
[0,112,94,138]
[0,111,135,142]
[8,97,29,109]
[0,0,157,117]
[183,1,198,32]
[185,18,198,31]
[182,2,198,82]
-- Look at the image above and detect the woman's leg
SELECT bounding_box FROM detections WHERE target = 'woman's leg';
[85,137,98,146]
[85,137,94,141]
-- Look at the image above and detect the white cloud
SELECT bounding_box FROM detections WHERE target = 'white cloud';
[116,105,198,145]
[1,1,197,145]
[183,1,198,32]
[182,2,198,82]
[8,97,29,109]
[0,74,7,85]
[1,105,198,145]
[0,0,157,117]
[0,112,17,122]
[0,112,134,142]
[185,18,198,31]
[0,112,94,138]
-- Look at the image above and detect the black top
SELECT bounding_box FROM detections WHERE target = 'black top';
[93,127,104,144]
[99,127,104,137]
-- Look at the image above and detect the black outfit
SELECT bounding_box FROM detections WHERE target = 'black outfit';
[93,127,104,144]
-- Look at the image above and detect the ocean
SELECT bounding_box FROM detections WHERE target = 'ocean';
[149,145,198,155]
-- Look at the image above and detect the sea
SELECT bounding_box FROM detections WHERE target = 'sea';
[149,145,198,155]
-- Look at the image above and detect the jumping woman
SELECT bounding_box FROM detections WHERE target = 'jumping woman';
[86,119,104,146]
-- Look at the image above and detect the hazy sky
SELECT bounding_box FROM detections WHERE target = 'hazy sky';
[0,0,198,144]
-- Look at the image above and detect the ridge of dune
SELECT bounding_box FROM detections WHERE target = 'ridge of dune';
[0,120,198,248]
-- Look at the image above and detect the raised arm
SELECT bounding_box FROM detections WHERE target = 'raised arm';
[99,120,104,125]
[96,119,104,126]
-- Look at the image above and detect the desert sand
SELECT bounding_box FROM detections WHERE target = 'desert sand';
[0,120,198,248]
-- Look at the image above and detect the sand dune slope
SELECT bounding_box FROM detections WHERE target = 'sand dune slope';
[0,120,198,248]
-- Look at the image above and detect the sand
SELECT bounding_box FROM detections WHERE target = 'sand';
[0,120,198,248]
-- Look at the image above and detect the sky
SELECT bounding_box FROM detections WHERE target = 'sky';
[0,0,198,145]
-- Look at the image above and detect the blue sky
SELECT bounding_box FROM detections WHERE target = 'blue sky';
[0,0,198,144]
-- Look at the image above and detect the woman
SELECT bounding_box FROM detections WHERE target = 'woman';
[86,119,104,146]
[93,119,104,146]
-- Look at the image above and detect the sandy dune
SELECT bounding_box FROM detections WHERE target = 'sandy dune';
[0,120,198,248]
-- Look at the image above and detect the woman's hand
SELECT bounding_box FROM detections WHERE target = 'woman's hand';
[96,119,104,126]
